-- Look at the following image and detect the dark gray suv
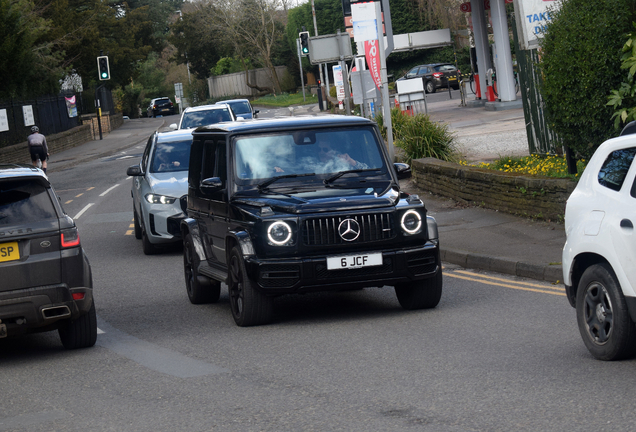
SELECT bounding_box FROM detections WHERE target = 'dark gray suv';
[0,164,96,349]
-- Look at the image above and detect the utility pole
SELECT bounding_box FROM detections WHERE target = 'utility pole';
[311,0,326,110]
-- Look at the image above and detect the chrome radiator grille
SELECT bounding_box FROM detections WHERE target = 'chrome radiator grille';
[302,213,394,246]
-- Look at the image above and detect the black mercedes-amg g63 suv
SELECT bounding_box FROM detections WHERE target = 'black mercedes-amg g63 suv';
[181,115,442,326]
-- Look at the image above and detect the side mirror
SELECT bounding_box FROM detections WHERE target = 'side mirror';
[394,163,411,180]
[169,123,178,130]
[127,164,143,176]
[200,177,223,194]
[253,110,259,118]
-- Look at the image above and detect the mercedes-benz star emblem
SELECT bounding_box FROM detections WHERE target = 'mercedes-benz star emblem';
[338,218,361,242]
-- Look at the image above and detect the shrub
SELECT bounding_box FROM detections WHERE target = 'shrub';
[540,0,635,159]
[376,108,456,164]
[607,24,636,130]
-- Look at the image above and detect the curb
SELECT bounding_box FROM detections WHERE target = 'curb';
[441,248,563,284]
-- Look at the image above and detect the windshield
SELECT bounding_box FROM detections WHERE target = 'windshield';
[233,127,387,184]
[226,101,251,115]
[150,139,191,173]
[181,108,233,129]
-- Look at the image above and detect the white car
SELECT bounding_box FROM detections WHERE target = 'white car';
[169,104,237,130]
[563,127,636,360]
[126,129,192,255]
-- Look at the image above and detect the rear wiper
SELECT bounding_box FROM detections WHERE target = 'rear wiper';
[257,173,315,191]
[323,168,382,184]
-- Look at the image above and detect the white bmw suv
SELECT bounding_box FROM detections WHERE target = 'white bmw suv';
[563,125,636,360]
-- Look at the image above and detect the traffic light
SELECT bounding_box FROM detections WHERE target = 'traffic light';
[97,56,110,80]
[299,31,310,56]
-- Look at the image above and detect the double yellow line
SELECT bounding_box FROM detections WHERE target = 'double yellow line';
[445,269,565,296]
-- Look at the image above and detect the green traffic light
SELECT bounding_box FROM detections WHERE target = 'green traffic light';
[101,72,108,78]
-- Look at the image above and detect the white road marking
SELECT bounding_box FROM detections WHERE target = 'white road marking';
[100,184,120,197]
[73,203,94,220]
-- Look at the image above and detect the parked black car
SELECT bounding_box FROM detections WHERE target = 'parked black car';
[181,115,442,326]
[398,63,459,93]
[0,164,96,348]
[147,97,175,118]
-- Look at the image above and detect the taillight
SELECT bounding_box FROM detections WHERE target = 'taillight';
[72,292,85,300]
[61,228,80,248]
[433,72,443,78]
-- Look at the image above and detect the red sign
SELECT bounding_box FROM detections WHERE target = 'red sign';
[484,0,490,9]
[460,2,471,12]
[365,40,382,91]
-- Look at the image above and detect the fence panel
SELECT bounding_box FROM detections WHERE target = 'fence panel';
[512,15,561,155]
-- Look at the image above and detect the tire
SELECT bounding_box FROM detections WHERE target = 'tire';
[58,300,97,349]
[142,228,158,255]
[183,233,220,304]
[228,246,273,326]
[576,263,636,361]
[395,270,443,310]
[133,209,142,239]
[425,80,435,94]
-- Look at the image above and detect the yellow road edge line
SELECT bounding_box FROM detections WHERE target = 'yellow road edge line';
[65,200,73,204]
[87,187,95,191]
[125,230,133,236]
[453,269,565,291]
[75,193,84,198]
[129,224,134,228]
[446,272,566,296]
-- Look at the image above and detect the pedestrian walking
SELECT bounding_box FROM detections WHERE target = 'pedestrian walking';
[27,126,49,173]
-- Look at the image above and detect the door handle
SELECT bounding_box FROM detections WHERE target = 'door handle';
[620,219,633,229]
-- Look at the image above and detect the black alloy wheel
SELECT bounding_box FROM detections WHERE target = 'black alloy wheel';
[183,233,220,304]
[576,263,636,361]
[228,246,273,327]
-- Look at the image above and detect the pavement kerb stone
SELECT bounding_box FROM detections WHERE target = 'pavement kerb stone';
[441,247,562,284]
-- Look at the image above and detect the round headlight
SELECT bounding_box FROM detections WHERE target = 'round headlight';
[267,221,292,245]
[401,210,422,234]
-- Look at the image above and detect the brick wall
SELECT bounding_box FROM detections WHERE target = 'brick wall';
[0,113,123,165]
[411,158,577,220]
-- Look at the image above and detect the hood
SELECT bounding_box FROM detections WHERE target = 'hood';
[233,187,400,214]
[147,171,189,197]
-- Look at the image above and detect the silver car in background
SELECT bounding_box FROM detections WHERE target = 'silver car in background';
[216,98,259,119]
[126,129,192,255]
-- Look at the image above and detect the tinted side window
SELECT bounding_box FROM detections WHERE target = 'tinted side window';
[0,179,57,225]
[598,147,636,191]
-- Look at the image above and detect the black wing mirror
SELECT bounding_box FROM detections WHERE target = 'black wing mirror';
[200,177,223,193]
[394,163,412,180]
[127,164,143,176]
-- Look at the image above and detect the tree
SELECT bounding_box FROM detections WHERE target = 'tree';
[540,0,636,159]
[0,0,65,98]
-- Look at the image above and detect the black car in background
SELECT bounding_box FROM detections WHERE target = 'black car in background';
[398,63,459,93]
[147,97,175,118]
[180,115,442,327]
[0,165,96,349]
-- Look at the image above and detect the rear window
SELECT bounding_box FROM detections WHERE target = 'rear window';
[597,148,636,191]
[150,139,192,173]
[0,179,57,225]
[226,101,251,115]
[155,99,171,107]
[181,108,233,129]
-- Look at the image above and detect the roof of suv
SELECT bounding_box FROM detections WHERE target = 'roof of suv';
[192,114,375,135]
[0,164,48,180]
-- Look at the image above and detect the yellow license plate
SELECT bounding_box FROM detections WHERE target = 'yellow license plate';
[449,76,457,81]
[0,241,19,263]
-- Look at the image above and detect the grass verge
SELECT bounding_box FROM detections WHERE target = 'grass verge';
[252,92,318,107]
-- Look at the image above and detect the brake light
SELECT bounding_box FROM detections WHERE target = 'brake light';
[61,228,80,248]
[72,292,85,300]
[433,72,443,78]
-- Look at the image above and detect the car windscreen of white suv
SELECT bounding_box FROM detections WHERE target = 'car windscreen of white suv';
[170,104,236,130]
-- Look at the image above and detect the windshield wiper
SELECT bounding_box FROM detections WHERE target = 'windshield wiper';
[323,168,382,185]
[257,173,315,191]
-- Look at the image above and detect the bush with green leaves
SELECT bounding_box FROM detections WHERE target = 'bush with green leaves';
[608,24,636,130]
[539,0,635,159]
[376,108,456,164]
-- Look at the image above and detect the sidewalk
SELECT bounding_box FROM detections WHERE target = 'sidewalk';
[46,105,566,284]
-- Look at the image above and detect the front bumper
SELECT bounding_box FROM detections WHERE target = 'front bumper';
[0,284,93,336]
[244,243,440,295]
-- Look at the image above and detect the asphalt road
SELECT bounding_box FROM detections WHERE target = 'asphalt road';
[1,118,635,431]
